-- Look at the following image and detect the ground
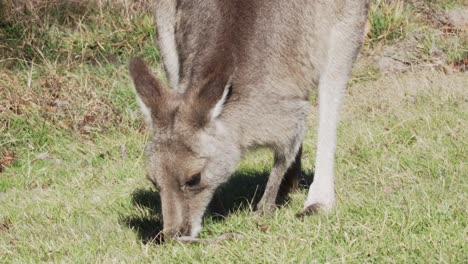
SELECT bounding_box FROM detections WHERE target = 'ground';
[0,0,467,262]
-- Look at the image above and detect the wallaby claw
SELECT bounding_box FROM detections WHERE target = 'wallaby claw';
[295,203,322,218]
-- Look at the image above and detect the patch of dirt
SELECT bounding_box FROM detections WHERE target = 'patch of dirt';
[0,67,126,139]
[375,3,467,75]
[408,0,454,30]
[0,149,17,173]
[377,31,441,74]
[447,8,468,30]
[452,58,467,72]
[383,181,403,195]
[0,219,13,233]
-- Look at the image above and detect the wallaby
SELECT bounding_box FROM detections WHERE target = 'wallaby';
[129,0,369,239]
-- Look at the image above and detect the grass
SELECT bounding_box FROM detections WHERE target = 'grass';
[427,0,467,9]
[368,0,413,43]
[420,30,468,65]
[0,0,159,68]
[1,0,467,262]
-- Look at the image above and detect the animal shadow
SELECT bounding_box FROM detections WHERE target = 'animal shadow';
[121,189,164,244]
[121,169,312,243]
[218,169,313,214]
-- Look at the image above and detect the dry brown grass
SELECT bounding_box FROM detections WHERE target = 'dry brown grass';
[1,0,155,67]
[346,71,467,118]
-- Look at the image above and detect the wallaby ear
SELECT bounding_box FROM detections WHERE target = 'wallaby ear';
[129,57,172,128]
[211,76,232,120]
[184,74,232,128]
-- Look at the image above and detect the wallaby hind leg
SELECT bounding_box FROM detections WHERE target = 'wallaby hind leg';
[303,14,367,215]
[278,146,302,200]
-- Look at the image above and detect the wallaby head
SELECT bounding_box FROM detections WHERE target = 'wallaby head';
[129,58,240,239]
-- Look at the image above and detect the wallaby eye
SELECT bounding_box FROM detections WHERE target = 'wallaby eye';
[185,173,201,187]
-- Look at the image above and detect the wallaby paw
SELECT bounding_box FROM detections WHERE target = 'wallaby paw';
[297,190,335,217]
[295,203,324,218]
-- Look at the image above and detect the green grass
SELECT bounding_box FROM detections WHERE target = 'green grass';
[368,0,413,43]
[1,0,467,262]
[1,69,466,262]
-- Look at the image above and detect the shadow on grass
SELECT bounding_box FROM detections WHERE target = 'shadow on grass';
[121,169,313,244]
[121,190,164,244]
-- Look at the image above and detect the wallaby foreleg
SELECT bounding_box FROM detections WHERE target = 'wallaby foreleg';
[257,144,301,212]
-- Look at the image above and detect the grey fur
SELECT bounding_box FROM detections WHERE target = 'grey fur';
[130,0,370,239]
